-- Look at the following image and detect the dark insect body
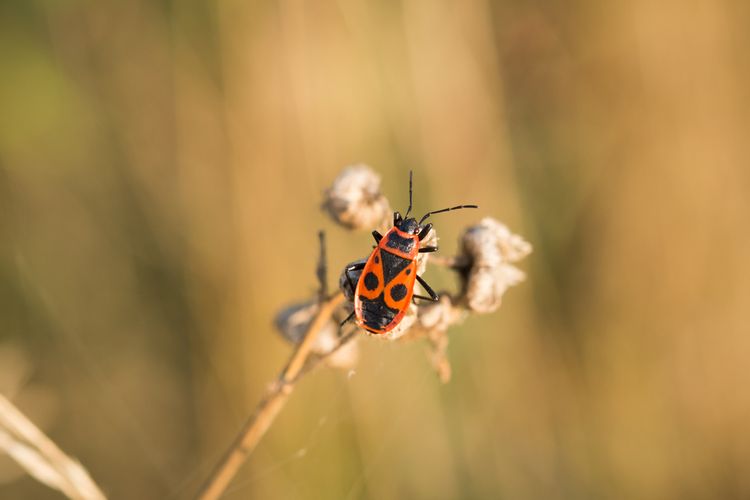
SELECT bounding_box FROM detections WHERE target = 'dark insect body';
[343,172,477,334]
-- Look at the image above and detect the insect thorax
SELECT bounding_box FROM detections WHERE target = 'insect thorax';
[383,230,416,254]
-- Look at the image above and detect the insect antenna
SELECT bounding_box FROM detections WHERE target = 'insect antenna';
[418,204,478,224]
[404,170,413,218]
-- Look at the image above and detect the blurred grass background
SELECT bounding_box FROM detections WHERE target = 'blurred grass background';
[2,0,749,498]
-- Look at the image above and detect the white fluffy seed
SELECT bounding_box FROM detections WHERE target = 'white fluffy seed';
[459,218,532,314]
[274,300,359,369]
[322,165,392,230]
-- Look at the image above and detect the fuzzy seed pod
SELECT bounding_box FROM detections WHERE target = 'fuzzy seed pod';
[415,294,465,334]
[275,301,359,369]
[398,294,464,340]
[322,165,392,230]
[459,218,532,314]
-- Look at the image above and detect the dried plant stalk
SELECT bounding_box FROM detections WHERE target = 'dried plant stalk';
[195,292,346,500]
[0,394,106,500]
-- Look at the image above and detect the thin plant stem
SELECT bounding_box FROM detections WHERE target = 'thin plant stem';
[195,292,346,500]
[0,394,106,500]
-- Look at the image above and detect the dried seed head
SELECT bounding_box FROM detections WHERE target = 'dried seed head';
[322,165,391,230]
[275,300,359,369]
[416,294,465,333]
[275,301,321,344]
[310,322,359,369]
[459,217,532,314]
[400,294,465,341]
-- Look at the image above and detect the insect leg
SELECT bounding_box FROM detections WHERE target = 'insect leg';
[419,245,438,253]
[415,274,439,301]
[413,294,435,303]
[417,223,433,241]
[372,230,383,244]
[340,309,356,327]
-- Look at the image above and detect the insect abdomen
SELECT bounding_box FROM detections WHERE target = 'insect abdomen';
[358,295,399,332]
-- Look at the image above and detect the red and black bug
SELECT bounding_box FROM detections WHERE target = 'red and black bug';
[343,172,477,334]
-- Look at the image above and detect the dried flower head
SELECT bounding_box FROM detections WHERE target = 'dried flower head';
[275,301,358,370]
[412,294,465,337]
[458,217,532,314]
[322,165,391,230]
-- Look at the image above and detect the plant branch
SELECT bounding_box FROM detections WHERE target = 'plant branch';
[195,292,346,500]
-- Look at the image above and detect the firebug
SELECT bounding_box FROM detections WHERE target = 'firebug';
[343,171,477,334]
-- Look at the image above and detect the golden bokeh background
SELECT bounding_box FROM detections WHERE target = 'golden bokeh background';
[2,1,749,498]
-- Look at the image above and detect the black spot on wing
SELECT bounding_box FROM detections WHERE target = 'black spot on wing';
[390,284,408,301]
[363,272,379,291]
[380,251,411,284]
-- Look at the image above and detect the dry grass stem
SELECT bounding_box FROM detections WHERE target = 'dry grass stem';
[0,394,106,500]
[195,292,345,500]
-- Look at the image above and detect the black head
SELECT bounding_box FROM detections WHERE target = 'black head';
[393,212,419,234]
[392,170,479,237]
